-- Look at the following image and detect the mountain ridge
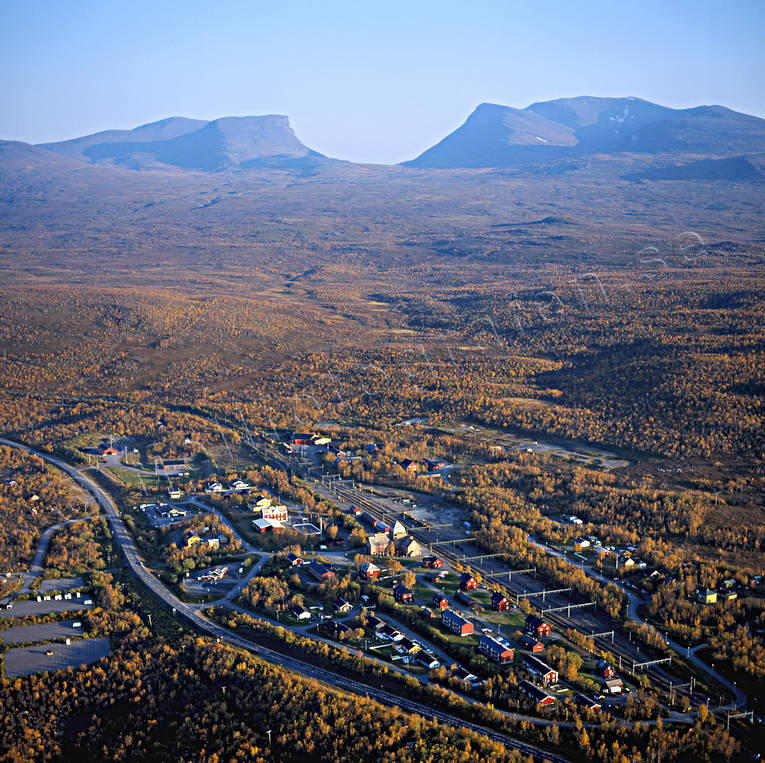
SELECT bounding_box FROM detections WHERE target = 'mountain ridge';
[403,96,765,168]
[38,115,326,172]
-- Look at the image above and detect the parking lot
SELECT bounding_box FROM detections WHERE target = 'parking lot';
[39,577,84,594]
[1,620,86,645]
[140,503,199,528]
[0,598,93,619]
[181,564,246,597]
[4,636,111,676]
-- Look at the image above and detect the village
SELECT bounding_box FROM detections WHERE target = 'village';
[0,423,735,736]
[70,427,747,723]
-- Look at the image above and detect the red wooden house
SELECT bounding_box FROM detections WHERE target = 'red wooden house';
[525,614,552,638]
[460,573,478,591]
[491,591,511,611]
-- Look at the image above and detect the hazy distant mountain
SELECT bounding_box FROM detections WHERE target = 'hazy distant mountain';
[38,115,325,171]
[404,97,765,168]
[8,98,765,176]
[401,103,578,168]
[38,117,208,162]
[0,140,84,174]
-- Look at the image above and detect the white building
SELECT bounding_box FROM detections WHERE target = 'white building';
[261,504,288,523]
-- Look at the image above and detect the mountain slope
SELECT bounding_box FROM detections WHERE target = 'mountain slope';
[402,103,577,168]
[525,96,675,148]
[608,105,765,155]
[623,155,763,181]
[404,97,765,168]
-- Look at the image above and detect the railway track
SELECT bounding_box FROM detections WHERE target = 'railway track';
[246,439,721,709]
[308,472,707,704]
[231,635,571,762]
[1,437,567,763]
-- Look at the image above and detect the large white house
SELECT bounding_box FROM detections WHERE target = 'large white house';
[261,504,288,523]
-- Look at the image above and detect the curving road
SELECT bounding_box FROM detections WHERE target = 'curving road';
[0,438,567,763]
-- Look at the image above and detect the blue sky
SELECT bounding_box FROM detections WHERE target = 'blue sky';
[1,0,763,163]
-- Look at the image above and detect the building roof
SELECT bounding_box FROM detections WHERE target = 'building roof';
[380,624,402,638]
[395,536,422,554]
[519,680,556,704]
[453,666,478,682]
[523,654,556,676]
[367,532,390,550]
[252,517,281,531]
[442,608,470,626]
[479,634,512,654]
[309,561,333,578]
[575,693,601,709]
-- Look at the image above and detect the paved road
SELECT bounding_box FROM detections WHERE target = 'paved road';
[190,553,268,606]
[0,438,567,763]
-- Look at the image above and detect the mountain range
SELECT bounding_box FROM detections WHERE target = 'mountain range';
[2,96,764,178]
